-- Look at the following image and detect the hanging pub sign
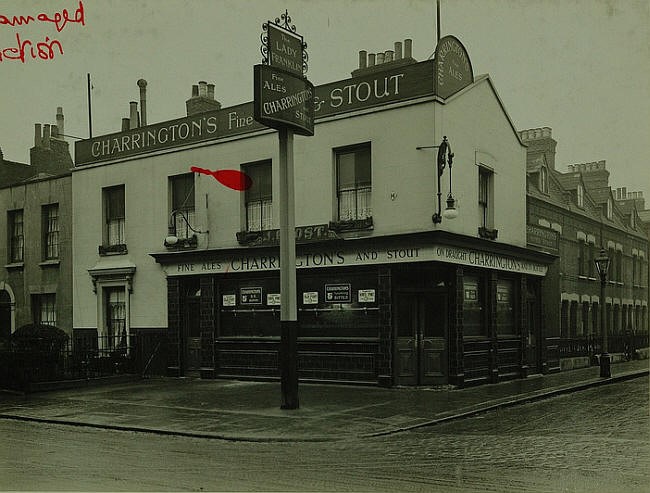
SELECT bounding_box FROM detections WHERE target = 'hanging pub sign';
[254,64,315,136]
[434,35,474,99]
[254,11,314,136]
[267,22,304,77]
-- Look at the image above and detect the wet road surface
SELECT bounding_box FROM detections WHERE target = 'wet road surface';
[1,376,648,492]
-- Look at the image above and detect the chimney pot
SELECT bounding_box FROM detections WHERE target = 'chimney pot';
[359,50,367,69]
[129,101,139,129]
[43,124,51,148]
[622,187,627,198]
[198,81,207,97]
[207,83,215,100]
[404,38,413,58]
[55,107,65,140]
[34,123,42,147]
[384,50,394,62]
[376,52,385,64]
[192,84,199,97]
[368,53,376,66]
[122,118,130,131]
[137,79,147,126]
[394,41,402,60]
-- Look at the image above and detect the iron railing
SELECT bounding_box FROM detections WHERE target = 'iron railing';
[559,332,649,360]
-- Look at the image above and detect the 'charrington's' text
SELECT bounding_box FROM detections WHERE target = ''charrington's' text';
[0,1,85,63]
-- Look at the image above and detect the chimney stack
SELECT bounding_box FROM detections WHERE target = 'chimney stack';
[129,101,139,129]
[56,107,64,140]
[186,81,222,115]
[122,118,130,132]
[137,79,147,126]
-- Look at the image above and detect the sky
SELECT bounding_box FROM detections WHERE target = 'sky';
[1,0,649,201]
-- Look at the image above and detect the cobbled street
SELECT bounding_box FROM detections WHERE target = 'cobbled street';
[1,376,648,492]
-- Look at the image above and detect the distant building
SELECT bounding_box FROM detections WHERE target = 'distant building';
[523,127,648,371]
[0,111,73,346]
[71,37,555,386]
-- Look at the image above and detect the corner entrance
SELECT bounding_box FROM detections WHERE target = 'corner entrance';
[395,290,448,385]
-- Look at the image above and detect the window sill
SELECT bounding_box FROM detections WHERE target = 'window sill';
[478,227,498,240]
[39,259,60,267]
[99,244,128,256]
[329,217,373,233]
[4,262,24,270]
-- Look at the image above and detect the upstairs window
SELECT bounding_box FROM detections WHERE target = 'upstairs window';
[103,185,125,247]
[170,173,196,239]
[42,204,59,260]
[606,197,613,220]
[478,168,493,229]
[243,162,272,232]
[8,209,24,263]
[539,167,548,193]
[336,145,371,221]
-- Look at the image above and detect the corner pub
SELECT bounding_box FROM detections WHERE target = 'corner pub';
[73,36,554,387]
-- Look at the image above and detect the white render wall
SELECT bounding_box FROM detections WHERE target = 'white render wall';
[72,77,527,330]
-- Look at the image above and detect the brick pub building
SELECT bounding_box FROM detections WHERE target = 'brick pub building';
[72,37,554,387]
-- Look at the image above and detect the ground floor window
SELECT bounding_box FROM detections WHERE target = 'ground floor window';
[104,287,126,347]
[33,293,56,326]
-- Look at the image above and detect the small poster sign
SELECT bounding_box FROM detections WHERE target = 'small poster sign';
[325,283,351,303]
[240,287,263,305]
[358,289,376,303]
[222,294,236,306]
[267,293,281,306]
[303,291,319,305]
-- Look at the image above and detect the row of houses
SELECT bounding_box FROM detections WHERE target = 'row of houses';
[1,36,648,387]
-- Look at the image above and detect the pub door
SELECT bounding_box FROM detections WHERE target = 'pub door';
[395,291,448,386]
[181,287,202,375]
[526,285,542,374]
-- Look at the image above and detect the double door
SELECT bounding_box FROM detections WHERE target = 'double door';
[395,291,448,386]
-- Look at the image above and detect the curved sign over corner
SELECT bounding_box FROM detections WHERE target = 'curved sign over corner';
[434,35,474,99]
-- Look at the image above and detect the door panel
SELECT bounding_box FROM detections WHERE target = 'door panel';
[183,298,201,373]
[396,291,448,386]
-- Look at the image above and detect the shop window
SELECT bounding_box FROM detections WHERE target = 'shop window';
[243,162,272,232]
[219,278,280,338]
[8,209,24,263]
[299,273,379,338]
[335,145,371,222]
[102,185,125,251]
[463,276,485,337]
[104,287,126,347]
[170,173,196,239]
[42,203,59,260]
[496,280,516,336]
[33,293,56,326]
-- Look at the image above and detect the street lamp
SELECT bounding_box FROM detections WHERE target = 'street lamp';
[418,136,457,223]
[594,247,611,378]
[164,209,207,247]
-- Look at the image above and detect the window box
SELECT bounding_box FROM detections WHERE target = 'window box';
[329,217,373,232]
[236,230,264,246]
[478,227,498,240]
[99,243,128,255]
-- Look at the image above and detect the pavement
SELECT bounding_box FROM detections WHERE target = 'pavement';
[0,359,648,443]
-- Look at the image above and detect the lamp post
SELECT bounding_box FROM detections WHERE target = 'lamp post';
[594,247,611,378]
